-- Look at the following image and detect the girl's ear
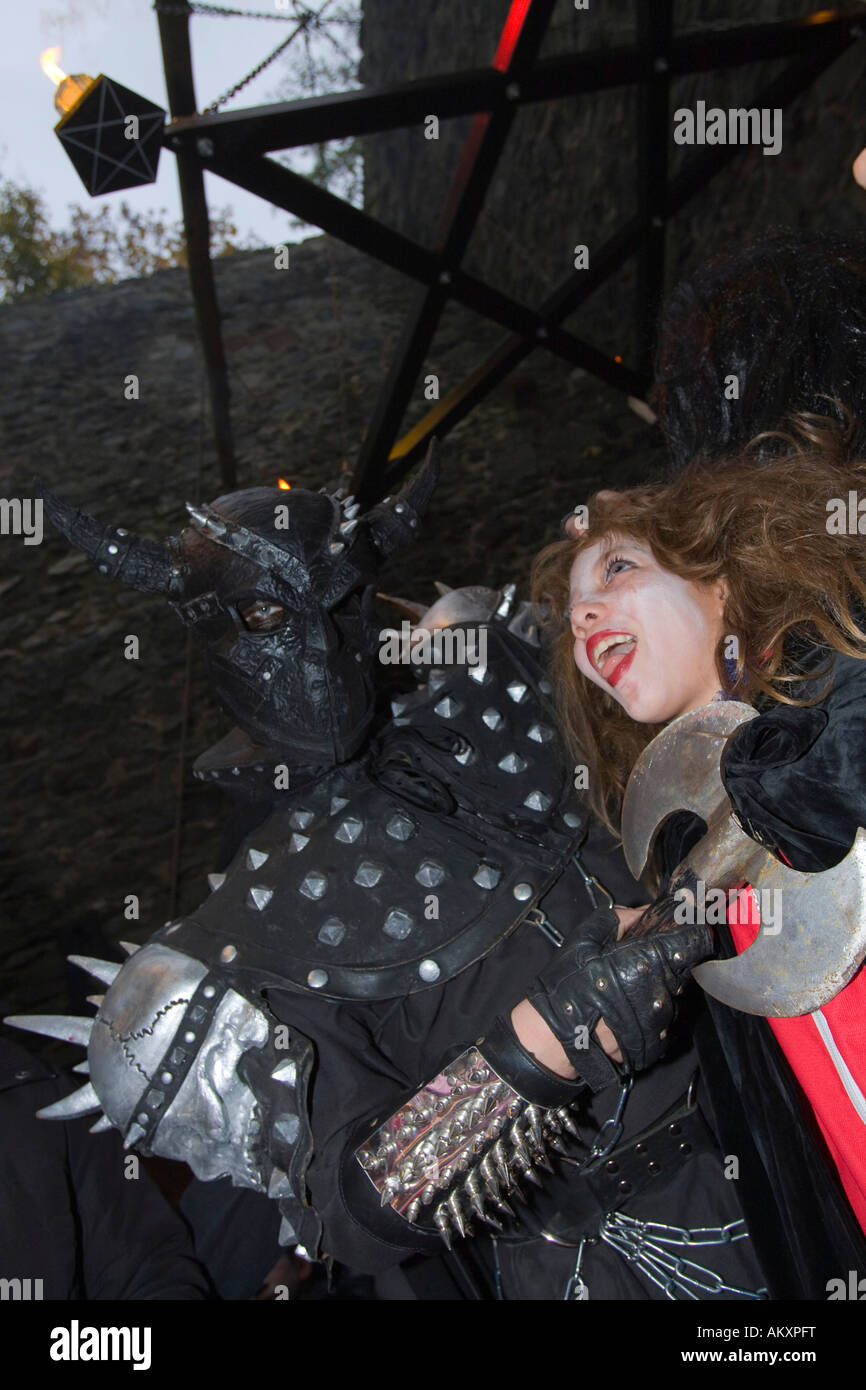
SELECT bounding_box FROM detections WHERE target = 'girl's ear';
[716,576,730,613]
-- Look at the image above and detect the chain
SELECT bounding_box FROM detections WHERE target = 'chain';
[152,0,346,112]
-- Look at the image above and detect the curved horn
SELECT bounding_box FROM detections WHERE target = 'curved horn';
[36,478,181,596]
[364,439,441,559]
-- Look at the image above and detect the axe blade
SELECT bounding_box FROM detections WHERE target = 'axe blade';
[693,828,866,1016]
[621,702,757,879]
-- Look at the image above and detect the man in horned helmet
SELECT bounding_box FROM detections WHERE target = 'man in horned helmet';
[5,445,765,1300]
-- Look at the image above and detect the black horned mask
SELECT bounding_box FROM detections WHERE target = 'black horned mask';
[37,443,440,762]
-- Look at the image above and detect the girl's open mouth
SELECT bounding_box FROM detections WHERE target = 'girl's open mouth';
[587,630,637,688]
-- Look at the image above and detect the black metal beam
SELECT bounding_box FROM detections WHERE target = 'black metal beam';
[157,1,235,490]
[162,10,866,159]
[351,0,559,501]
[635,1,673,374]
[376,24,858,492]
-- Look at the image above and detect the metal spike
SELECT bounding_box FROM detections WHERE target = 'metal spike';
[468,663,489,685]
[4,1014,93,1048]
[340,518,359,536]
[67,955,121,987]
[272,1059,297,1086]
[491,1140,510,1186]
[506,679,528,704]
[207,872,226,891]
[72,1060,90,1075]
[380,1176,400,1207]
[247,886,273,911]
[495,582,516,618]
[547,1134,570,1157]
[527,722,554,743]
[498,752,527,774]
[85,994,104,1009]
[406,1198,422,1224]
[447,1189,468,1239]
[37,1083,102,1120]
[123,1121,147,1150]
[513,1152,544,1187]
[267,1168,294,1199]
[118,940,140,955]
[525,1105,544,1149]
[343,502,360,520]
[434,1205,453,1250]
[524,790,553,812]
[434,580,452,596]
[479,1154,501,1203]
[90,1115,114,1133]
[557,1106,580,1138]
[246,848,269,870]
[482,707,503,730]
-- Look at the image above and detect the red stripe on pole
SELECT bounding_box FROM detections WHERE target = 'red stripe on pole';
[492,0,533,71]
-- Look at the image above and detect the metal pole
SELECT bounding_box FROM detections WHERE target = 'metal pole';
[157,0,236,490]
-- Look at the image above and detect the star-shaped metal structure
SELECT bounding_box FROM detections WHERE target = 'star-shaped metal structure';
[57,76,166,197]
[151,2,864,497]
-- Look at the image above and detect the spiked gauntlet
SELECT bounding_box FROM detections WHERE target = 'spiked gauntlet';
[526,903,714,1091]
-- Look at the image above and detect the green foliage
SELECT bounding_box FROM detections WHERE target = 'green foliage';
[0,173,257,304]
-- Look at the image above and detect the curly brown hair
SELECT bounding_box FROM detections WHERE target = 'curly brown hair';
[531,412,866,835]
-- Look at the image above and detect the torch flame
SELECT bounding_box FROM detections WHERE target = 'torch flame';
[277,478,291,490]
[40,46,67,86]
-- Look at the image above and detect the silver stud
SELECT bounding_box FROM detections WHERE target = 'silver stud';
[482,707,503,731]
[317,917,346,947]
[343,502,360,520]
[454,744,473,765]
[262,672,272,682]
[299,871,328,899]
[562,811,581,828]
[247,887,273,911]
[383,908,414,940]
[307,969,329,989]
[330,796,349,816]
[246,848,269,870]
[672,951,683,964]
[272,1060,297,1085]
[390,697,407,716]
[527,723,554,743]
[220,945,238,962]
[506,680,527,703]
[596,978,607,990]
[434,696,461,719]
[340,518,358,536]
[354,861,383,887]
[427,669,448,693]
[652,998,664,1011]
[473,863,501,890]
[394,502,406,515]
[107,543,119,555]
[468,664,490,684]
[386,813,415,841]
[328,540,345,556]
[289,809,314,830]
[495,583,516,618]
[288,833,309,853]
[116,528,128,537]
[418,958,440,982]
[203,985,216,999]
[539,678,552,695]
[498,752,527,774]
[415,861,445,887]
[523,790,552,812]
[335,816,363,843]
[513,882,533,901]
[207,872,226,891]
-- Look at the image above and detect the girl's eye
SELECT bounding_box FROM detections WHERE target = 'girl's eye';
[604,555,633,584]
[239,599,285,632]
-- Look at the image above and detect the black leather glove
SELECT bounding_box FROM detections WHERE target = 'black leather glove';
[525,902,714,1092]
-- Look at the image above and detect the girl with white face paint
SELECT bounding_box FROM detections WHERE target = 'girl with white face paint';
[525,416,866,1253]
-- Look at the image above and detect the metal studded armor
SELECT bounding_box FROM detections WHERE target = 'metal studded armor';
[7,456,767,1296]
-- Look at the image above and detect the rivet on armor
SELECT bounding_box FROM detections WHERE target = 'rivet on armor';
[299,871,328,900]
[107,543,119,555]
[262,671,272,681]
[247,886,273,911]
[415,861,445,887]
[317,918,346,947]
[652,998,664,1011]
[563,1002,574,1015]
[160,1071,173,1085]
[498,752,527,774]
[390,697,407,716]
[354,861,383,888]
[166,923,181,934]
[680,1143,692,1155]
[246,847,269,870]
[618,1180,632,1193]
[207,872,226,891]
[386,813,416,841]
[495,583,516,618]
[433,696,461,719]
[539,678,553,695]
[288,833,310,854]
[513,882,533,901]
[506,680,528,703]
[473,862,501,890]
[428,669,448,693]
[116,528,128,537]
[307,969,329,989]
[289,809,315,830]
[596,978,607,990]
[220,945,238,962]
[335,817,363,844]
[98,564,108,574]
[418,958,440,982]
[383,909,414,940]
[527,723,554,743]
[659,1029,668,1040]
[523,790,552,812]
[672,951,683,964]
[330,796,349,816]
[203,985,216,999]
[395,502,406,514]
[482,707,503,731]
[184,1032,195,1044]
